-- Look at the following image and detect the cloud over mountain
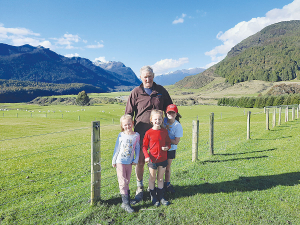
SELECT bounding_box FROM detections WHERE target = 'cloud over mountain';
[151,57,189,75]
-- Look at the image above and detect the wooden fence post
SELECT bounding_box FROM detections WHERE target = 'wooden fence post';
[266,109,269,130]
[292,107,295,120]
[272,108,276,128]
[91,121,101,205]
[210,113,214,155]
[285,106,289,122]
[297,107,299,119]
[247,111,251,140]
[192,120,199,162]
[278,107,281,126]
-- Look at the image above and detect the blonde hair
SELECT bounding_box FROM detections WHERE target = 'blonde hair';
[120,114,133,131]
[150,109,165,128]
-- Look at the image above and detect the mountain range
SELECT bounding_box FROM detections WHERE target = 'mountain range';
[0,43,140,92]
[1,20,300,103]
[154,68,205,86]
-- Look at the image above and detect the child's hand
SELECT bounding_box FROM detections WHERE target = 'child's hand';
[145,157,150,163]
[131,162,137,165]
[162,146,169,151]
[112,164,116,168]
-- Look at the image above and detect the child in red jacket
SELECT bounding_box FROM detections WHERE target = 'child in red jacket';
[143,109,171,206]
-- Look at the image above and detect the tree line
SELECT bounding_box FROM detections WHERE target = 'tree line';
[218,94,300,108]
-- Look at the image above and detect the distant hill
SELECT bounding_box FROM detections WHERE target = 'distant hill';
[175,20,300,89]
[174,66,218,89]
[0,43,140,92]
[215,20,300,84]
[154,68,205,86]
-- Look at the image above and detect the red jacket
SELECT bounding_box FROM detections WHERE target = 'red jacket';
[143,128,171,163]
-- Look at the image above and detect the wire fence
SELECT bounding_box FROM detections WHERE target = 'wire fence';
[1,105,299,224]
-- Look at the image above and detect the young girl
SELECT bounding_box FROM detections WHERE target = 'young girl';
[112,114,140,213]
[164,104,183,193]
[143,109,171,206]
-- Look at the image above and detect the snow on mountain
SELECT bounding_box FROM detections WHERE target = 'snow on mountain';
[154,68,205,86]
[93,60,140,84]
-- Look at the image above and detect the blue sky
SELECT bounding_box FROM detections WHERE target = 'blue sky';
[1,0,299,76]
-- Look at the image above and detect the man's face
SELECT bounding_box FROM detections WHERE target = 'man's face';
[140,71,154,88]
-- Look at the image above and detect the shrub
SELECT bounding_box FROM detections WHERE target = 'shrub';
[76,91,90,106]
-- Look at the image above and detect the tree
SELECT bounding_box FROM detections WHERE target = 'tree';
[76,90,90,106]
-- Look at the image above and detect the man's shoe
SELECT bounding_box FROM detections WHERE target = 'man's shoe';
[130,186,143,205]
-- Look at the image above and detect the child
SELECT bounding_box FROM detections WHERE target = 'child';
[112,114,140,213]
[164,104,183,193]
[143,109,171,206]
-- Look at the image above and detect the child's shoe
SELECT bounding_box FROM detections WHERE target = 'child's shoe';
[157,188,170,206]
[150,189,160,207]
[121,190,134,213]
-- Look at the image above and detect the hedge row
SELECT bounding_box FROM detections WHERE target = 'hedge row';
[217,94,300,108]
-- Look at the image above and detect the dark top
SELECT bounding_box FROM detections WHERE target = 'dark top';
[125,82,173,142]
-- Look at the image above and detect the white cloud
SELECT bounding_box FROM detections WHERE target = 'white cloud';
[94,56,108,62]
[0,24,52,47]
[0,25,40,38]
[52,33,81,49]
[11,37,52,48]
[65,53,79,58]
[86,42,104,49]
[0,24,105,51]
[172,13,187,24]
[205,0,300,67]
[151,57,189,75]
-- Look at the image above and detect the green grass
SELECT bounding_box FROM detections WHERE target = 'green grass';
[0,104,299,224]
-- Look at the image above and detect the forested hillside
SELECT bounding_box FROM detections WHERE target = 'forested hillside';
[215,20,300,84]
[0,79,103,103]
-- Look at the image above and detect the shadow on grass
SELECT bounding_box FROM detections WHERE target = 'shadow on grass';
[170,172,300,199]
[201,155,269,164]
[255,135,292,140]
[214,148,276,156]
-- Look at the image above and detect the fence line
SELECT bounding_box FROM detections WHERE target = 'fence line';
[190,104,298,161]
[0,127,90,142]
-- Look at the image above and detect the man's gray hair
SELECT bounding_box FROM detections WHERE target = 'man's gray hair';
[140,66,155,77]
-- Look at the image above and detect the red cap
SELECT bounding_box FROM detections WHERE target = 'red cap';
[166,104,178,113]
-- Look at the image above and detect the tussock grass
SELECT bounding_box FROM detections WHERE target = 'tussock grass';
[0,104,299,224]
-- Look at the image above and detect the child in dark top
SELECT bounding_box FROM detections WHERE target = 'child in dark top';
[143,109,171,206]
[112,114,140,213]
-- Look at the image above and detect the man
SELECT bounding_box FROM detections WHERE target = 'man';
[125,65,173,204]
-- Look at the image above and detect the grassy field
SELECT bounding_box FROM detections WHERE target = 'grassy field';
[0,103,299,224]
